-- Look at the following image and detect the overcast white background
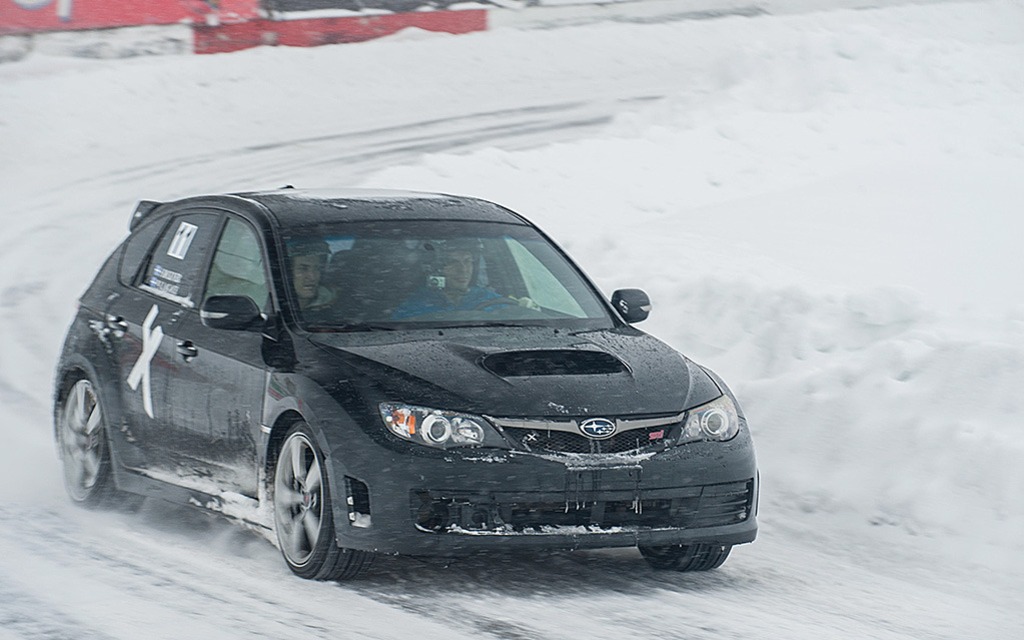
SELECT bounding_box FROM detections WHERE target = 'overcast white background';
[1,1,1022,638]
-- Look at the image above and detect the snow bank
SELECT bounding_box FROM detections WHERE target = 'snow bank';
[358,0,1024,548]
[0,0,1021,558]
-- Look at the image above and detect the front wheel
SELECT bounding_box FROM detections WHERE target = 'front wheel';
[272,422,372,580]
[639,544,732,572]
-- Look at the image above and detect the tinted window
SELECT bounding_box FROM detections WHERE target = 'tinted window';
[139,213,221,307]
[118,217,168,285]
[204,218,270,311]
[281,220,612,330]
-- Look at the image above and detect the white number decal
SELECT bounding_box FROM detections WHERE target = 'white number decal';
[167,221,199,260]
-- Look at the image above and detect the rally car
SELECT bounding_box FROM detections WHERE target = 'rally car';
[54,188,758,580]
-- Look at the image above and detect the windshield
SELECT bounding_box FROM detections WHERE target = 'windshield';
[280,220,614,331]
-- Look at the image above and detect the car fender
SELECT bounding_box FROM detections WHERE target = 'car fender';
[55,315,126,427]
[53,343,135,487]
[263,371,369,520]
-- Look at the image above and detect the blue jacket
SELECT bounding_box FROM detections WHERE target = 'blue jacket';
[392,286,505,319]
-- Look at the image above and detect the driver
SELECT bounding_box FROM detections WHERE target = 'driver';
[392,239,506,319]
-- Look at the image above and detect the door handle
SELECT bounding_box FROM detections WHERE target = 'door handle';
[104,314,127,338]
[176,340,199,362]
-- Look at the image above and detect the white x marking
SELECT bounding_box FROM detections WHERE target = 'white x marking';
[126,304,164,419]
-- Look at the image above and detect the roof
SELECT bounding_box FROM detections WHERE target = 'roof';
[231,188,529,228]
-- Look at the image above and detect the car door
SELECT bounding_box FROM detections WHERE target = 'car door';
[107,211,223,477]
[158,215,272,498]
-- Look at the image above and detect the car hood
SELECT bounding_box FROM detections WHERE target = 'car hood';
[308,327,721,418]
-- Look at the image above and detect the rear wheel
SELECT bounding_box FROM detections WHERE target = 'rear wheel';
[272,422,372,580]
[639,544,732,572]
[57,377,133,508]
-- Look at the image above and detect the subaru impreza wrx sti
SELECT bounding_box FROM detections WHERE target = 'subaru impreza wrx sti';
[54,188,758,579]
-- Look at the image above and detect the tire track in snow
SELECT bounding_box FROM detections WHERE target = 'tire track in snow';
[4,97,658,222]
[0,504,477,640]
[0,502,549,640]
[0,96,657,425]
[0,576,120,640]
[1,490,1019,640]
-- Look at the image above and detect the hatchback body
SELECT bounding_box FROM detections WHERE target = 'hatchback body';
[54,189,757,579]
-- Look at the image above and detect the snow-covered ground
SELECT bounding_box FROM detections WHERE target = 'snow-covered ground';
[1,1,1022,638]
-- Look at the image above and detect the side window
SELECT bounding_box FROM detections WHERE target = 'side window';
[204,218,270,310]
[139,213,221,307]
[119,217,168,285]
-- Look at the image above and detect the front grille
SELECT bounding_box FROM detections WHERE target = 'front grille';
[492,414,684,455]
[506,424,676,454]
[413,480,754,534]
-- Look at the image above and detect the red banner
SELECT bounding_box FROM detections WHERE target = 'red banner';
[193,10,487,54]
[0,0,261,35]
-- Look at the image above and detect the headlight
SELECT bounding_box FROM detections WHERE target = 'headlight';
[679,394,740,444]
[379,403,509,450]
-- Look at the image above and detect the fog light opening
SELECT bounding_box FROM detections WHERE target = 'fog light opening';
[345,476,372,528]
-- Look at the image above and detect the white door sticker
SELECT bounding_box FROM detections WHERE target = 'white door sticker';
[167,221,199,260]
[126,305,164,419]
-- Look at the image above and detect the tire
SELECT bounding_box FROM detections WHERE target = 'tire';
[57,376,140,510]
[639,544,732,572]
[272,422,372,580]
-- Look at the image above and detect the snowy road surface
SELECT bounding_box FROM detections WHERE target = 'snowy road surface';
[0,500,1016,639]
[1,1,1022,638]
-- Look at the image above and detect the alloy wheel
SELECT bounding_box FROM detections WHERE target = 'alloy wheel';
[274,432,325,567]
[60,379,104,502]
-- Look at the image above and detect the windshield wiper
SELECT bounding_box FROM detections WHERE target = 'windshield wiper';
[446,321,546,329]
[307,323,397,333]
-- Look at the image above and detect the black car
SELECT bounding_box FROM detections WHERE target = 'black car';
[54,188,758,580]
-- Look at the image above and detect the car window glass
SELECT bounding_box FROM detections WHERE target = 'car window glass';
[118,217,168,285]
[204,218,270,310]
[282,220,611,330]
[505,238,587,317]
[139,213,221,307]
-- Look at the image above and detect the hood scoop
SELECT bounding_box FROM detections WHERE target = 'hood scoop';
[482,350,629,377]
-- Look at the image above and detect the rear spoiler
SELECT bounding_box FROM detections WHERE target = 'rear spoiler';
[129,200,161,231]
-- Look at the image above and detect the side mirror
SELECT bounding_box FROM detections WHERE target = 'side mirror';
[201,295,263,331]
[611,289,651,323]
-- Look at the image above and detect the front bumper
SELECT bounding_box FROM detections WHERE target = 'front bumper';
[328,432,758,556]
